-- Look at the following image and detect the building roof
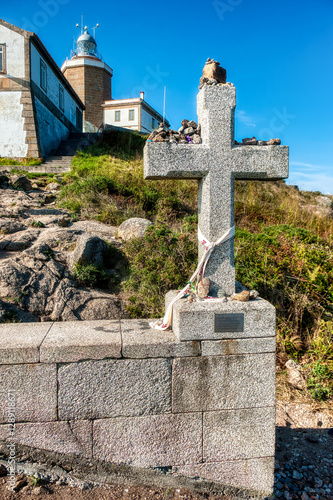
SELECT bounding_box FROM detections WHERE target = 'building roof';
[0,18,85,110]
[103,97,170,128]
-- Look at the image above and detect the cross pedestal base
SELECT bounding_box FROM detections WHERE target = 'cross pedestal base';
[166,291,276,495]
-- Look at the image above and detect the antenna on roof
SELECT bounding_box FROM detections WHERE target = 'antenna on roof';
[92,23,100,39]
[163,87,166,127]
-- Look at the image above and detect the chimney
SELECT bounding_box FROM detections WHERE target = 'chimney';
[140,91,144,100]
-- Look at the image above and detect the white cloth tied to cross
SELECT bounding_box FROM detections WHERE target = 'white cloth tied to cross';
[150,225,235,330]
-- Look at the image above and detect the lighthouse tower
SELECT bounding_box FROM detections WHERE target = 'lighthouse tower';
[61,25,113,132]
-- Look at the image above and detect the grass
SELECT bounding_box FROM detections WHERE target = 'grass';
[57,128,333,403]
[0,157,42,166]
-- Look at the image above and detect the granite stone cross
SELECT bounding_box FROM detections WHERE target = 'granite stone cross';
[144,83,289,296]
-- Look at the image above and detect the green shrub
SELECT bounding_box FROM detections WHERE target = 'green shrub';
[123,224,197,318]
[72,263,109,288]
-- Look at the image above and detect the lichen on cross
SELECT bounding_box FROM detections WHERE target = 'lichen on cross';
[144,82,289,297]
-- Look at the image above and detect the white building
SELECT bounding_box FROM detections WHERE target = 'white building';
[0,18,84,158]
[103,92,170,133]
[0,17,169,158]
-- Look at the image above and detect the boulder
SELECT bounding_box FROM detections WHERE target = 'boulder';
[11,175,33,191]
[242,137,257,145]
[117,218,153,241]
[0,174,10,187]
[200,59,226,86]
[69,235,107,270]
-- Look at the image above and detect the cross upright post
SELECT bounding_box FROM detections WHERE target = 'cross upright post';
[144,83,289,297]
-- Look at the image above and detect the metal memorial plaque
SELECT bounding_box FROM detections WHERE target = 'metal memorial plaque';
[214,313,244,333]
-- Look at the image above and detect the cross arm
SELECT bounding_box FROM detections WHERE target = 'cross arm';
[230,145,289,180]
[144,142,209,180]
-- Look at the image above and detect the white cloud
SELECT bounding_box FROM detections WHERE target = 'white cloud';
[290,161,319,169]
[287,170,333,194]
[236,109,256,128]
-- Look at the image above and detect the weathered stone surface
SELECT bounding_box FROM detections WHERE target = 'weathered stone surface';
[201,337,275,356]
[93,413,202,467]
[144,85,289,295]
[121,319,200,358]
[0,298,39,323]
[166,292,276,341]
[203,407,275,461]
[0,364,57,423]
[58,358,171,420]
[0,252,122,322]
[0,420,92,457]
[173,457,274,494]
[40,320,121,363]
[0,185,125,322]
[117,218,153,241]
[0,322,52,364]
[172,353,275,412]
[69,234,107,270]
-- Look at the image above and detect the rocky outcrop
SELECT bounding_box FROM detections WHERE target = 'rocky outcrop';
[0,174,128,323]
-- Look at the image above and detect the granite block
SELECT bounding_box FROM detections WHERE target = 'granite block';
[0,322,52,364]
[40,320,121,363]
[121,319,200,358]
[144,142,209,180]
[168,293,276,341]
[0,364,57,423]
[201,337,275,356]
[93,413,202,467]
[58,358,171,420]
[172,353,275,412]
[173,457,274,495]
[0,420,92,457]
[203,407,275,461]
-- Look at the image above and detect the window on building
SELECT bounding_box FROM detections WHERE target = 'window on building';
[129,109,135,121]
[115,110,120,122]
[40,60,47,92]
[0,44,6,73]
[59,85,64,112]
[151,118,156,129]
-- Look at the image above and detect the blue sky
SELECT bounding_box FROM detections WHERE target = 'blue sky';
[2,0,333,193]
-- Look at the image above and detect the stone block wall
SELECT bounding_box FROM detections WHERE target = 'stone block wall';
[0,304,276,497]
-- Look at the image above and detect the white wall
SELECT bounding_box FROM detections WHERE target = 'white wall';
[104,106,139,130]
[0,91,28,157]
[30,44,79,129]
[141,108,159,133]
[0,25,25,78]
